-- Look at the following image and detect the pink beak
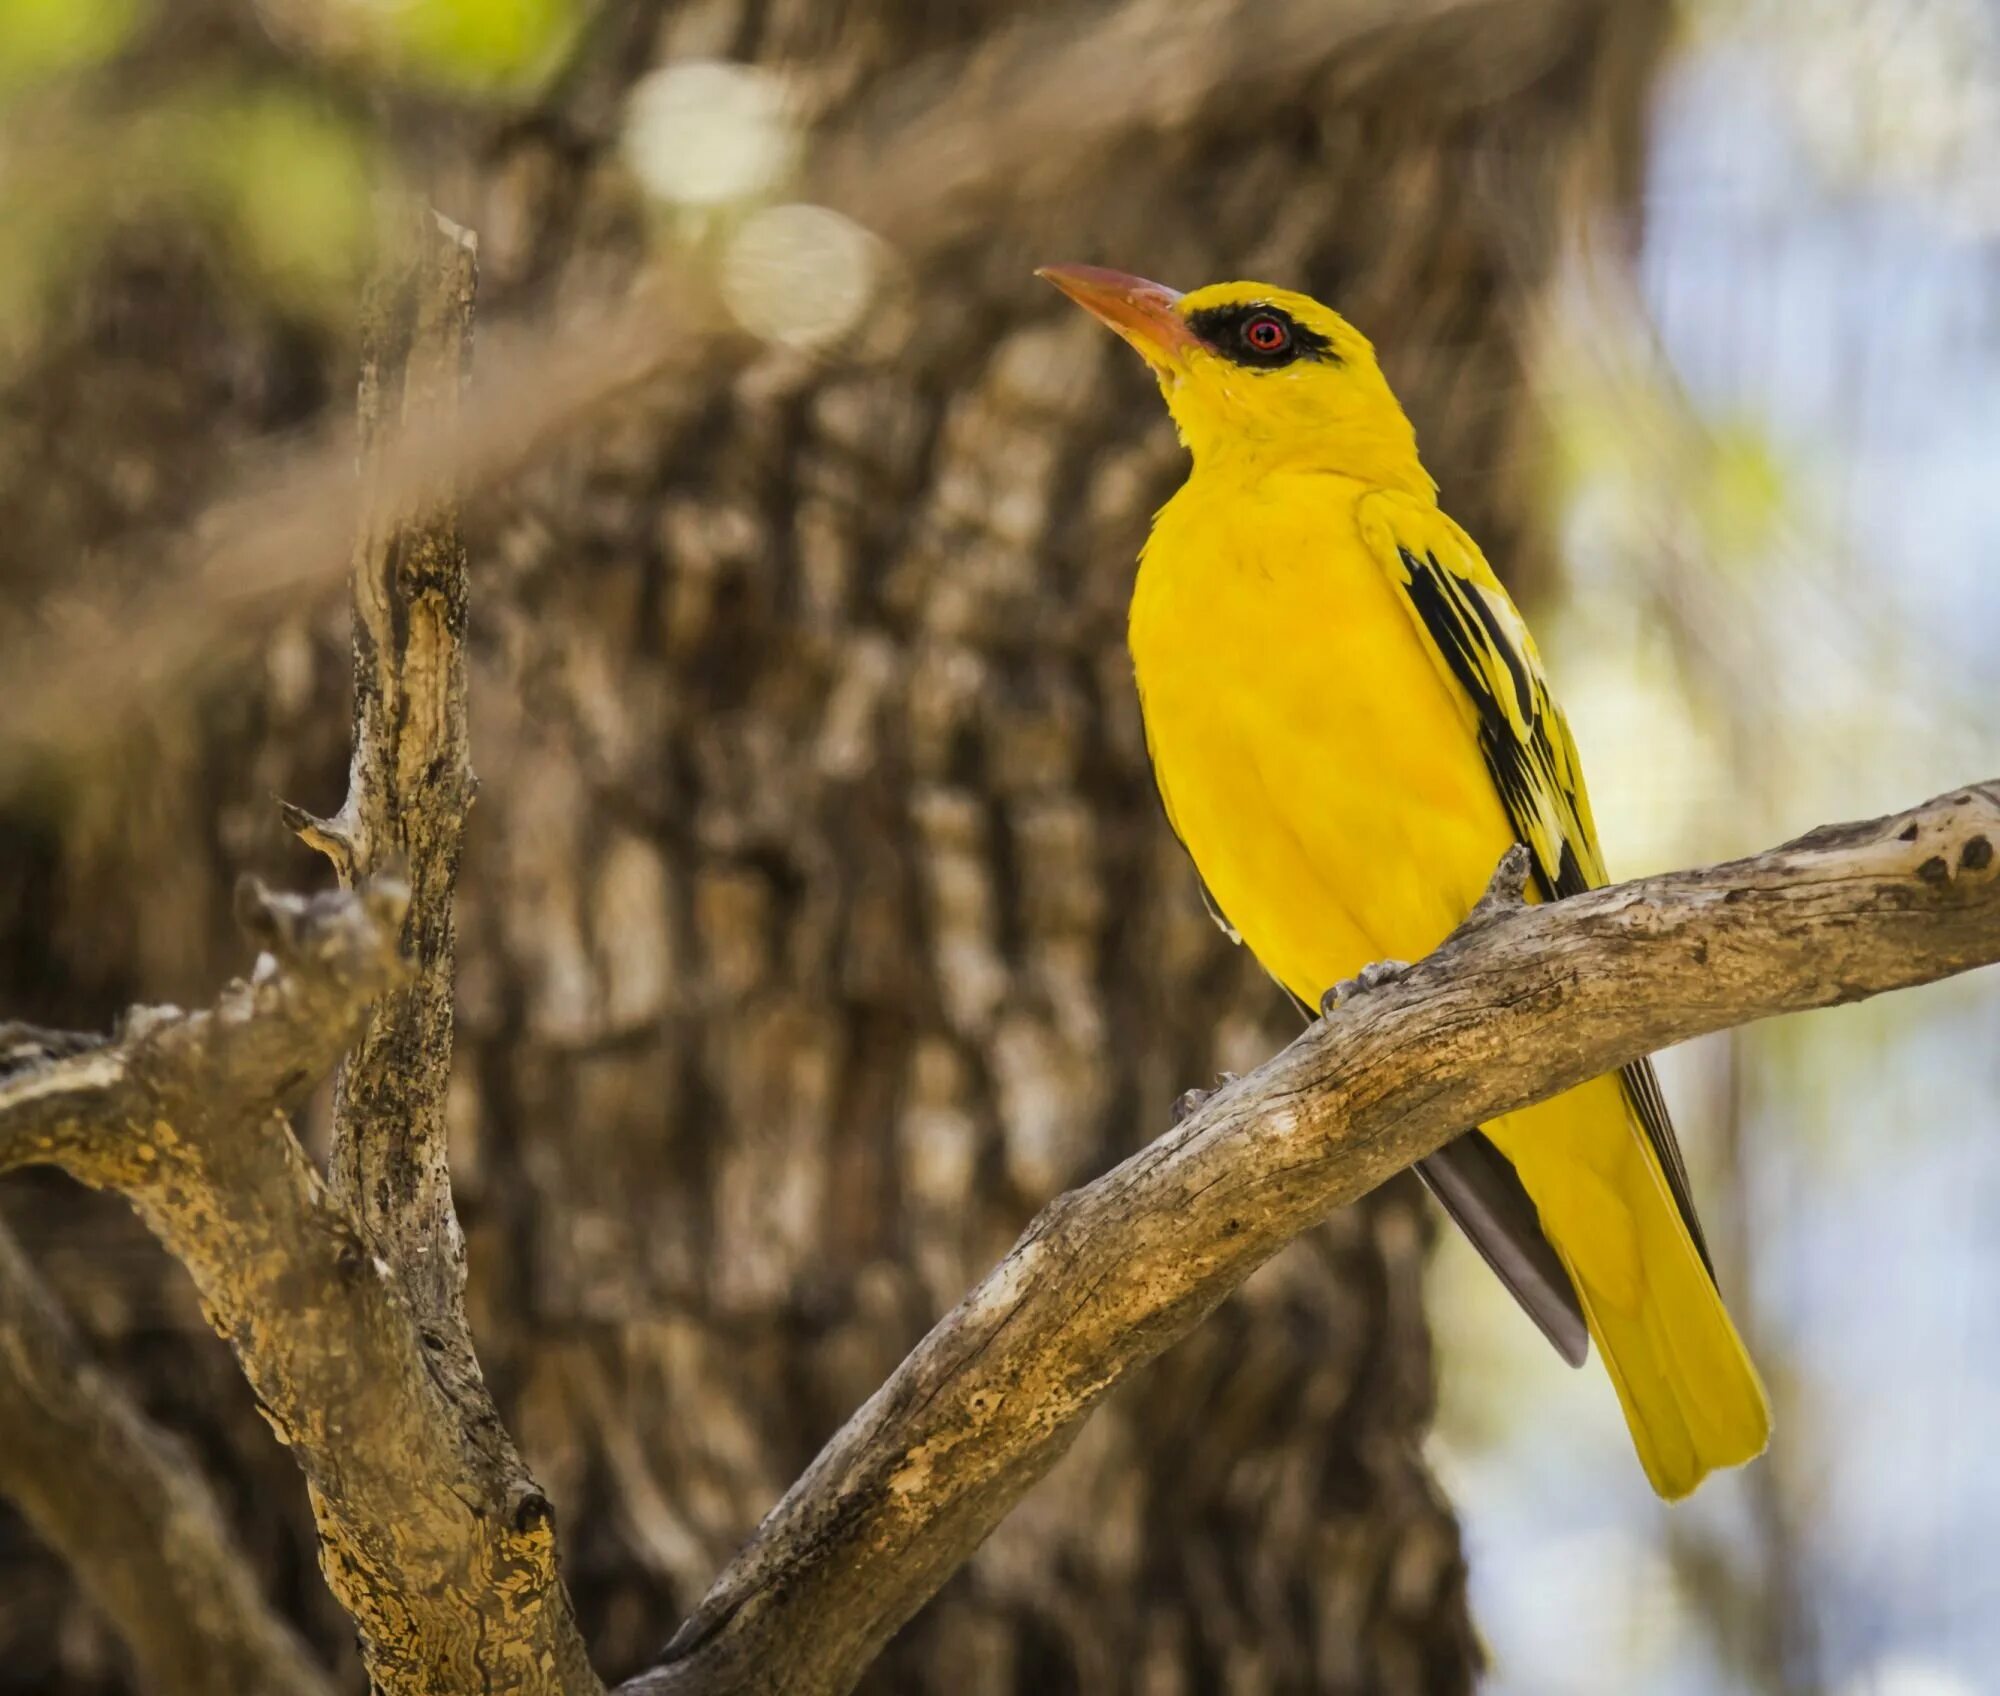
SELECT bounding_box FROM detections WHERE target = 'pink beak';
[1036,264,1195,370]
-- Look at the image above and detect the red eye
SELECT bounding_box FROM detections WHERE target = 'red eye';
[1244,314,1289,353]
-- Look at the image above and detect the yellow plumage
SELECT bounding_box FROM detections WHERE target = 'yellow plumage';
[1043,266,1770,1498]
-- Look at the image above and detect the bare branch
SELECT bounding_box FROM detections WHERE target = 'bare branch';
[5,203,592,1692]
[311,202,479,1336]
[624,781,2000,1696]
[290,205,592,1692]
[0,1219,336,1696]
[0,882,601,1695]
[0,882,405,1176]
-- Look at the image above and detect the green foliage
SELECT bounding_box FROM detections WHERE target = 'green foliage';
[173,90,380,310]
[363,0,579,93]
[0,84,381,364]
[0,0,144,96]
[0,0,583,359]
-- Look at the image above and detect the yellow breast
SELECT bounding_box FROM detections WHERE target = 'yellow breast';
[1130,468,1518,1004]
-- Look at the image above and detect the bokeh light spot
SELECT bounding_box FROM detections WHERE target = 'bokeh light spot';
[622,61,797,208]
[721,204,879,350]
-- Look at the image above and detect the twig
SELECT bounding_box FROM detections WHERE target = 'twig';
[0,1218,336,1696]
[621,781,2000,1696]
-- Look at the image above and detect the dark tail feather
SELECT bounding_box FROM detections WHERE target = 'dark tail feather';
[1418,1130,1588,1366]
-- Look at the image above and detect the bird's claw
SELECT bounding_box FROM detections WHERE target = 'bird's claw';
[1319,959,1410,1017]
[1172,1072,1238,1124]
[1471,843,1535,920]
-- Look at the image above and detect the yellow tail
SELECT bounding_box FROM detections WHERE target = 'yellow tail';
[1485,1075,1772,1500]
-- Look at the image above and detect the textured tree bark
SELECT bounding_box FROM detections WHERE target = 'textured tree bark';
[282,207,598,1696]
[0,1212,333,1696]
[0,883,598,1696]
[296,206,480,1320]
[0,2,1669,1691]
[457,13,1665,1690]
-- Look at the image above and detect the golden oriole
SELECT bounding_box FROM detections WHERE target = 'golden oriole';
[1039,264,1770,1499]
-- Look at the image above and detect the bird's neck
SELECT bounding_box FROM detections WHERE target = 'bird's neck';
[1171,401,1436,499]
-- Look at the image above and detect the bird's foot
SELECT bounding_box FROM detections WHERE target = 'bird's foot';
[1172,1072,1238,1125]
[1470,843,1535,922]
[1319,959,1411,1017]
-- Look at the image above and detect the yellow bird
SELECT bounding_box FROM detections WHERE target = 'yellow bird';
[1040,264,1770,1499]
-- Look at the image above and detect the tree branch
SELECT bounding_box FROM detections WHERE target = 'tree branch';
[0,883,406,1176]
[624,781,2000,1696]
[283,204,595,1692]
[0,880,602,1694]
[291,199,485,1404]
[0,1217,335,1696]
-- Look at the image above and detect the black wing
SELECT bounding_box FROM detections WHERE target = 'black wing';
[1365,494,1714,1276]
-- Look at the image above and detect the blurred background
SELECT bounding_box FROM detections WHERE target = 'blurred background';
[1436,6,2000,1694]
[0,1,1994,1692]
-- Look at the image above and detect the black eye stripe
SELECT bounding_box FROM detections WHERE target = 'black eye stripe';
[1184,303,1340,370]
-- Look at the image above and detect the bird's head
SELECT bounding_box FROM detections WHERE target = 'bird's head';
[1037,265,1432,494]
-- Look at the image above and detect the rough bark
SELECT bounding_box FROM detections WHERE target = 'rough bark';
[0,0,1652,779]
[296,205,480,1316]
[1,210,598,1694]
[286,212,597,1693]
[0,2,1670,1691]
[0,883,597,1696]
[0,1211,333,1696]
[460,17,1666,1693]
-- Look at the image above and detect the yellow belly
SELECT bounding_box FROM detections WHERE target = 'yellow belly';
[1131,470,1516,1004]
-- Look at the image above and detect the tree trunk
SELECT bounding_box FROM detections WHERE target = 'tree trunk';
[0,3,1667,1691]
